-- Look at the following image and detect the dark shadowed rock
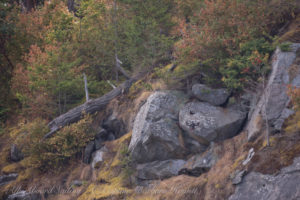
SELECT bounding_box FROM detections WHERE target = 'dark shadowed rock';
[0,173,18,186]
[229,156,300,200]
[103,115,126,139]
[94,138,104,150]
[179,145,217,176]
[95,128,108,140]
[107,132,115,141]
[10,144,23,162]
[83,141,95,164]
[7,191,41,200]
[129,91,192,163]
[94,128,107,150]
[179,102,246,142]
[183,134,208,154]
[192,84,230,106]
[136,159,186,180]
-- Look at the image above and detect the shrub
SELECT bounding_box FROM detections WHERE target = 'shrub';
[174,0,298,90]
[29,114,95,171]
[279,42,293,52]
[220,38,274,90]
[11,115,95,172]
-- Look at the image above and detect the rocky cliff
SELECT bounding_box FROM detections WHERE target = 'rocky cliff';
[1,43,300,200]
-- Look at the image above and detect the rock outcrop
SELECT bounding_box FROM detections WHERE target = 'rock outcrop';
[10,144,23,162]
[83,141,95,164]
[103,115,126,139]
[178,145,217,176]
[0,173,18,186]
[192,84,230,106]
[129,91,192,163]
[229,156,300,200]
[247,43,300,140]
[136,159,186,180]
[94,128,107,150]
[179,102,246,142]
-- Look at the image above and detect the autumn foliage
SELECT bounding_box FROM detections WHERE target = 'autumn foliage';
[0,0,299,122]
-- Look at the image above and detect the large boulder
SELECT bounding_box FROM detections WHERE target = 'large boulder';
[192,84,230,106]
[7,191,41,200]
[136,159,186,180]
[179,102,246,142]
[247,44,300,140]
[229,156,300,200]
[179,145,217,176]
[0,173,18,186]
[10,144,23,162]
[129,91,195,163]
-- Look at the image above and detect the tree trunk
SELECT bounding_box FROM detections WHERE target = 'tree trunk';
[83,73,89,102]
[43,77,138,139]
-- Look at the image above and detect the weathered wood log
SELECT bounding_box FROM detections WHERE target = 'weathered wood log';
[43,78,137,139]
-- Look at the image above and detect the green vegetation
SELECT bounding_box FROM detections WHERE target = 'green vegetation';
[220,38,274,90]
[0,0,298,123]
[0,0,299,191]
[174,0,298,90]
[9,114,95,172]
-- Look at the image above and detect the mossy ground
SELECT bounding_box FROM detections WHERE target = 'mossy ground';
[78,132,133,200]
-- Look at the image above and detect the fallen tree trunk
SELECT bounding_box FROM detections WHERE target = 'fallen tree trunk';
[43,78,137,139]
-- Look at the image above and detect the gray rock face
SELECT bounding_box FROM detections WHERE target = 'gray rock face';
[83,141,95,164]
[231,170,246,185]
[192,84,230,106]
[0,173,18,186]
[229,156,300,200]
[247,44,300,140]
[10,144,23,162]
[136,159,186,180]
[265,44,300,125]
[91,146,108,168]
[179,102,246,142]
[7,191,41,200]
[179,145,217,176]
[273,108,295,131]
[129,91,190,163]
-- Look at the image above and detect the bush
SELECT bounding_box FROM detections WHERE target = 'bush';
[220,38,274,90]
[31,115,95,171]
[174,0,298,91]
[11,115,95,172]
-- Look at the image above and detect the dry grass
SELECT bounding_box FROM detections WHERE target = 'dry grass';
[77,133,133,200]
[247,131,300,174]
